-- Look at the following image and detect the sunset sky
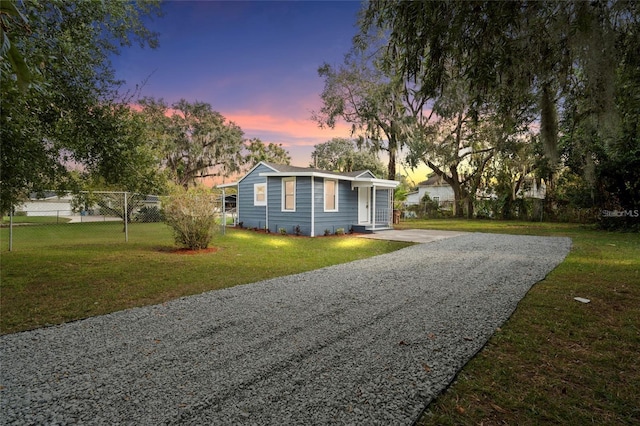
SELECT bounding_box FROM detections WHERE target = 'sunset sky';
[113,2,359,162]
[112,0,429,184]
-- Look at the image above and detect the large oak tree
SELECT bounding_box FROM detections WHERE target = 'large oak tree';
[1,0,162,213]
[310,137,386,178]
[137,98,245,188]
[312,53,411,180]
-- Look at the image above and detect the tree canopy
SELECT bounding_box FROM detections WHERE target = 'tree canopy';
[312,52,412,179]
[243,138,291,169]
[0,0,161,213]
[137,98,245,188]
[310,138,386,178]
[357,0,640,224]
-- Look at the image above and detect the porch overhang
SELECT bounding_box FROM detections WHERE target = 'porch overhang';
[351,179,397,234]
[216,182,238,189]
[350,178,399,189]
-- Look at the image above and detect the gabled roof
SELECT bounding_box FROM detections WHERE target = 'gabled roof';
[259,162,396,187]
[417,174,450,187]
[218,161,394,188]
[217,161,279,188]
[262,162,373,179]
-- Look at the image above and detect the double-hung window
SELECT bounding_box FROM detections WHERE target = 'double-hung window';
[254,183,266,206]
[282,177,296,211]
[324,179,338,211]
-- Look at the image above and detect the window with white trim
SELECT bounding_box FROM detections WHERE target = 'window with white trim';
[324,179,338,211]
[254,183,266,206]
[282,177,296,211]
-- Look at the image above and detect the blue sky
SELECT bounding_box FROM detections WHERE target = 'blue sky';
[112,0,364,167]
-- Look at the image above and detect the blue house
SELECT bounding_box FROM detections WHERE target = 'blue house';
[218,162,399,236]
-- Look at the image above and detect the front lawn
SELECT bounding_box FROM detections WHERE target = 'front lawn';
[398,219,640,425]
[2,218,637,424]
[0,223,410,334]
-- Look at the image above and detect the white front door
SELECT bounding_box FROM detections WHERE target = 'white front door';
[358,187,370,224]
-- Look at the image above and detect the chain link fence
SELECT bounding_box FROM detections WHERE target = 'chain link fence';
[1,190,235,251]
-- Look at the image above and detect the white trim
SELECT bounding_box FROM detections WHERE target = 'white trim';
[323,178,338,212]
[354,170,375,179]
[350,178,398,189]
[236,185,240,221]
[254,183,267,206]
[236,161,279,185]
[282,177,296,212]
[311,177,315,237]
[358,187,370,224]
[216,161,279,189]
[265,182,269,229]
[372,185,377,231]
[260,171,399,188]
[217,181,238,189]
[261,171,347,180]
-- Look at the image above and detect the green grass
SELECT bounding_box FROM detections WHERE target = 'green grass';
[396,219,640,426]
[2,219,638,424]
[2,215,72,224]
[0,222,410,334]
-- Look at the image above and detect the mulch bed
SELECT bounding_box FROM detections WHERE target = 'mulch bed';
[159,247,219,255]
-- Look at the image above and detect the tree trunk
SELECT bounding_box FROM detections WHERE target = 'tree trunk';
[450,181,465,218]
[465,197,474,219]
[387,135,397,180]
[501,196,513,219]
[540,83,559,164]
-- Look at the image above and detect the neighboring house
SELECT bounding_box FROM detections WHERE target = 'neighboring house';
[218,162,399,236]
[15,192,162,219]
[519,177,546,199]
[405,174,455,207]
[142,194,161,208]
[17,192,74,216]
[405,174,547,208]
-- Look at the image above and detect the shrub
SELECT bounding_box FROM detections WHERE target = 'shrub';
[279,227,287,235]
[162,186,221,250]
[335,228,345,235]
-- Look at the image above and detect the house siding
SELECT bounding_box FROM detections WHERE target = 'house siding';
[18,199,74,216]
[237,163,273,229]
[232,162,397,236]
[405,185,455,206]
[267,176,312,235]
[314,179,358,234]
[422,185,454,202]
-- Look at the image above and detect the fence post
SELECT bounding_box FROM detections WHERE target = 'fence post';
[124,192,129,242]
[221,189,226,236]
[9,205,13,252]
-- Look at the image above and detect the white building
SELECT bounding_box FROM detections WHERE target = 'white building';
[405,174,455,206]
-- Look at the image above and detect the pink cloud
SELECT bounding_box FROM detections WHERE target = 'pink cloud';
[226,111,352,144]
[225,111,354,166]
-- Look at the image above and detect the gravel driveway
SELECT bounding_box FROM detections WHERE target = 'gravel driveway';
[0,232,571,425]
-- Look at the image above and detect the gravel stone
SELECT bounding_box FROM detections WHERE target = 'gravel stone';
[0,233,571,425]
